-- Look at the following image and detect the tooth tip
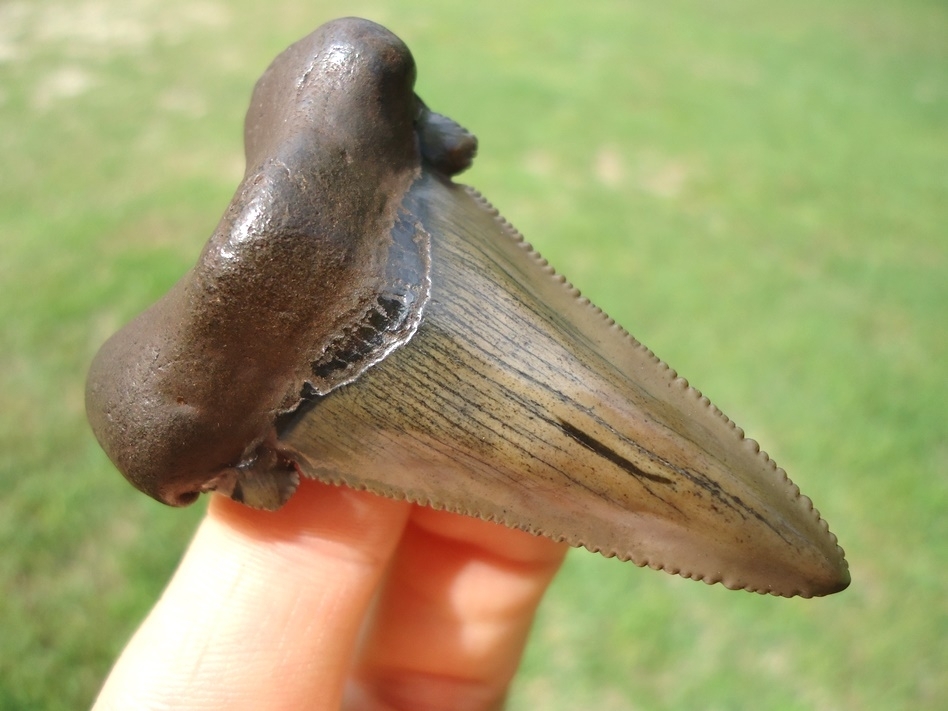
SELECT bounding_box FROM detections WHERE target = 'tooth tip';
[278,171,851,600]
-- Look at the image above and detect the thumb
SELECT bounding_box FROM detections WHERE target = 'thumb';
[93,479,412,711]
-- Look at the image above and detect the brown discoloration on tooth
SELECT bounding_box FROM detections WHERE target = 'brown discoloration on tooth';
[86,17,848,596]
[86,19,459,509]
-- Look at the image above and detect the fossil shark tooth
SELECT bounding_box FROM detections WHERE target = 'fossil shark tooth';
[85,17,849,598]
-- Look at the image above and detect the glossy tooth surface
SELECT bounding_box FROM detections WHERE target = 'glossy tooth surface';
[279,171,850,598]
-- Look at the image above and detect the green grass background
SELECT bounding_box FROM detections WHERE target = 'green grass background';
[2,0,945,708]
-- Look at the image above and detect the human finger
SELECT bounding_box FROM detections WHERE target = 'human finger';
[93,478,412,711]
[345,506,568,710]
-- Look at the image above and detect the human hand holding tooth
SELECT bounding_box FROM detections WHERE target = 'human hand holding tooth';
[87,23,849,699]
[88,15,851,709]
[92,478,567,710]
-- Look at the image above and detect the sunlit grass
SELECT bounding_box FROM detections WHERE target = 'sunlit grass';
[2,0,946,708]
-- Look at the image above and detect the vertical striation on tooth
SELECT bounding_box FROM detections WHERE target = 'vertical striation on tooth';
[457,180,847,596]
[280,172,849,598]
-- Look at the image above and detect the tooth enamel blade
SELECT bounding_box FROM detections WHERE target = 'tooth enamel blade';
[278,172,850,598]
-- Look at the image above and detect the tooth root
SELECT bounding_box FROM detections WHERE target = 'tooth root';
[279,172,849,598]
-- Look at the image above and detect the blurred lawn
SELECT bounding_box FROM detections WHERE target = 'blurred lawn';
[1,0,946,708]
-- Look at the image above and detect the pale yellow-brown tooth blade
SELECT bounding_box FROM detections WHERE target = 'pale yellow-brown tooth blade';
[279,171,849,598]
